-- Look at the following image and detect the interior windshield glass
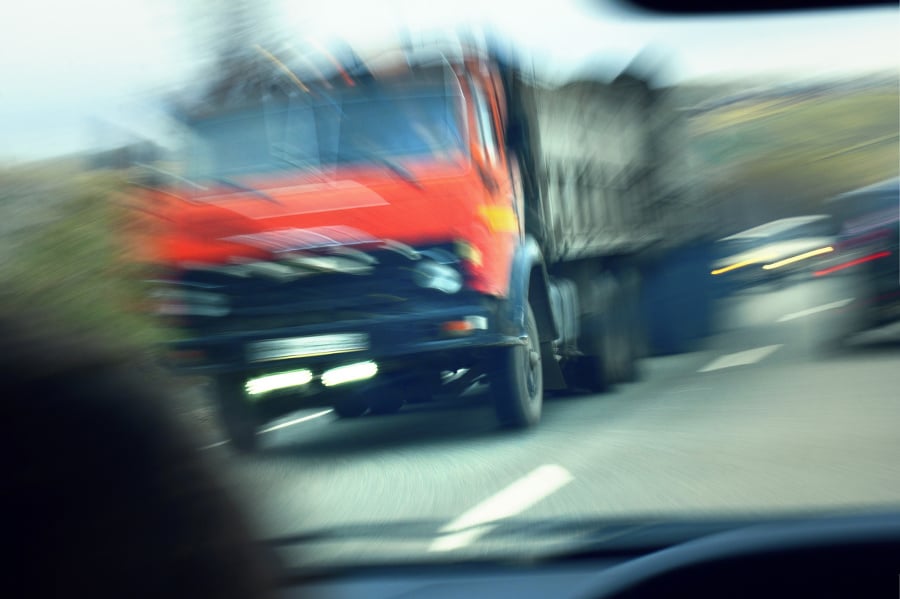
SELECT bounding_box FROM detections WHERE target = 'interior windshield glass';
[2,0,900,581]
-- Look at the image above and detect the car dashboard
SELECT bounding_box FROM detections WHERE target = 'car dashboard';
[280,513,900,598]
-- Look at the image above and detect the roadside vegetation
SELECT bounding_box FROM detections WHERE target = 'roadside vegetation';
[0,164,165,351]
[685,75,899,233]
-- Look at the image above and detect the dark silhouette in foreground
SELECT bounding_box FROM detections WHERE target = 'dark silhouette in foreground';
[1,310,277,598]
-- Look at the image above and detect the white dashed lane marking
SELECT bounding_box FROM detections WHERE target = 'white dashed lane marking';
[698,345,783,373]
[199,440,229,451]
[429,464,574,552]
[777,298,854,322]
[200,408,334,451]
[257,409,334,434]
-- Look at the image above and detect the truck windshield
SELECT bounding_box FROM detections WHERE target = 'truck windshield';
[186,78,466,180]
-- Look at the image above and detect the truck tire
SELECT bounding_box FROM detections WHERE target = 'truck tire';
[333,393,368,418]
[369,392,405,415]
[579,312,612,392]
[492,304,543,428]
[214,376,259,453]
[617,270,643,383]
[603,304,631,385]
[565,275,618,393]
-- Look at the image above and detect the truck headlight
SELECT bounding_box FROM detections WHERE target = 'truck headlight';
[455,240,483,267]
[412,260,463,294]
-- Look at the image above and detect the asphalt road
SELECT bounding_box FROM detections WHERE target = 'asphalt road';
[202,275,900,568]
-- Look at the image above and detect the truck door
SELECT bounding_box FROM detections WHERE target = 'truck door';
[471,75,520,239]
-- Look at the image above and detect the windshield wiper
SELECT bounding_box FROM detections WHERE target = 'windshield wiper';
[269,149,330,184]
[210,177,282,205]
[343,147,423,190]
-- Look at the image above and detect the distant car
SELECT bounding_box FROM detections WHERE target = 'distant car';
[711,215,838,290]
[819,178,900,332]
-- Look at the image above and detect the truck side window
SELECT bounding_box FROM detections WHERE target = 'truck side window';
[474,85,500,166]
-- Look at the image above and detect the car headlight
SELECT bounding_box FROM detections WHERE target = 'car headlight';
[412,260,463,294]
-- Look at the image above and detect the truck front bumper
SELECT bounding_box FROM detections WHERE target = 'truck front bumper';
[164,303,522,377]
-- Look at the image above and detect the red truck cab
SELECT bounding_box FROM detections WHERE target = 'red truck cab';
[130,46,545,449]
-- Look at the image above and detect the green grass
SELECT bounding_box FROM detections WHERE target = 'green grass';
[689,84,899,223]
[0,166,167,350]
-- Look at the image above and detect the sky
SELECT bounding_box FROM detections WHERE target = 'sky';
[0,0,896,161]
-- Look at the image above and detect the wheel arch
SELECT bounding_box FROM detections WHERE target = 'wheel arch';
[507,236,558,343]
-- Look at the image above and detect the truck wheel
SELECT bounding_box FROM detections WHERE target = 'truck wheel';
[599,299,636,386]
[602,311,628,385]
[333,393,368,418]
[614,323,639,384]
[616,271,642,383]
[214,376,259,453]
[565,276,616,393]
[369,392,405,415]
[493,304,543,428]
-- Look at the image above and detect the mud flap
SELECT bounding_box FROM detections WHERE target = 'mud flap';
[540,340,567,390]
